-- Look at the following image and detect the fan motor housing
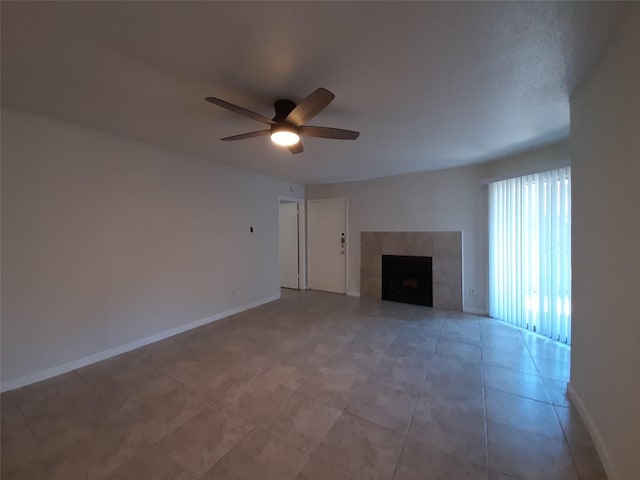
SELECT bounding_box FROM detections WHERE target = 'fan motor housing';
[273,99,296,122]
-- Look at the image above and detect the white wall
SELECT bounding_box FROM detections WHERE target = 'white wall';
[569,7,640,480]
[1,108,303,389]
[480,141,570,184]
[306,140,569,313]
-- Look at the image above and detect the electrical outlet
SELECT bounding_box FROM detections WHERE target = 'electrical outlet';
[470,288,477,297]
[232,289,237,296]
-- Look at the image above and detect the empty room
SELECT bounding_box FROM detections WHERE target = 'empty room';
[1,2,638,480]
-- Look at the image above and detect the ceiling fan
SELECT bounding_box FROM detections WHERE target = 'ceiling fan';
[205,88,359,154]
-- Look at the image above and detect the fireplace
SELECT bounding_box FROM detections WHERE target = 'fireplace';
[381,255,433,307]
[360,232,462,310]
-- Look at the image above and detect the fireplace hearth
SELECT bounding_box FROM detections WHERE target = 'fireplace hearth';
[382,255,433,307]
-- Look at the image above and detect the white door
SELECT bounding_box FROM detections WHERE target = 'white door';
[307,198,347,294]
[279,202,299,289]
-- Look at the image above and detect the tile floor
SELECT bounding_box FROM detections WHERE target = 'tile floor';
[1,289,605,480]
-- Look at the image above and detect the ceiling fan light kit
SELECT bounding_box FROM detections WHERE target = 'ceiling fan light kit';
[270,129,300,146]
[205,88,359,154]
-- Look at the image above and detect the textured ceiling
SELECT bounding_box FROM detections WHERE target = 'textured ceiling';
[0,1,629,184]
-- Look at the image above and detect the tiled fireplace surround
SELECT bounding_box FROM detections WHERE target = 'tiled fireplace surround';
[360,231,463,311]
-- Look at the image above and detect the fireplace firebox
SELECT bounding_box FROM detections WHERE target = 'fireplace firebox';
[381,255,433,307]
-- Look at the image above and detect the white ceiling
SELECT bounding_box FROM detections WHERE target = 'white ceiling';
[0,1,629,184]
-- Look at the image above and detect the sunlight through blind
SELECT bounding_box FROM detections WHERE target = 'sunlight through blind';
[489,167,572,344]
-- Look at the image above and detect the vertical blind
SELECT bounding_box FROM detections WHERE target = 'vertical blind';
[489,167,572,344]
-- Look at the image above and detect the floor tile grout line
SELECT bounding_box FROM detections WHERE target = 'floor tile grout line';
[480,328,491,478]
[300,453,359,480]
[518,327,561,405]
[483,384,554,406]
[307,409,406,479]
[389,387,421,480]
[550,393,590,480]
[196,423,266,478]
[486,416,569,442]
[7,390,41,447]
[389,314,445,480]
[343,385,418,438]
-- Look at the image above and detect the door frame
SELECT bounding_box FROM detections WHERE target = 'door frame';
[306,197,349,294]
[278,196,306,290]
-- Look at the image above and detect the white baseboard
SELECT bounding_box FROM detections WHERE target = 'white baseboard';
[567,382,619,480]
[463,307,488,316]
[346,290,361,297]
[0,294,280,393]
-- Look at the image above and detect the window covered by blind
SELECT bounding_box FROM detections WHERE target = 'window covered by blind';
[489,167,571,343]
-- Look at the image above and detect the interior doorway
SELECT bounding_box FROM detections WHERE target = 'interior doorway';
[279,201,299,289]
[307,197,347,294]
[279,197,305,290]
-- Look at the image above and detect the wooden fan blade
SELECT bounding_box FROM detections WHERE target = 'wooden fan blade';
[221,130,270,141]
[288,141,304,154]
[299,126,360,140]
[206,97,276,126]
[285,88,335,126]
